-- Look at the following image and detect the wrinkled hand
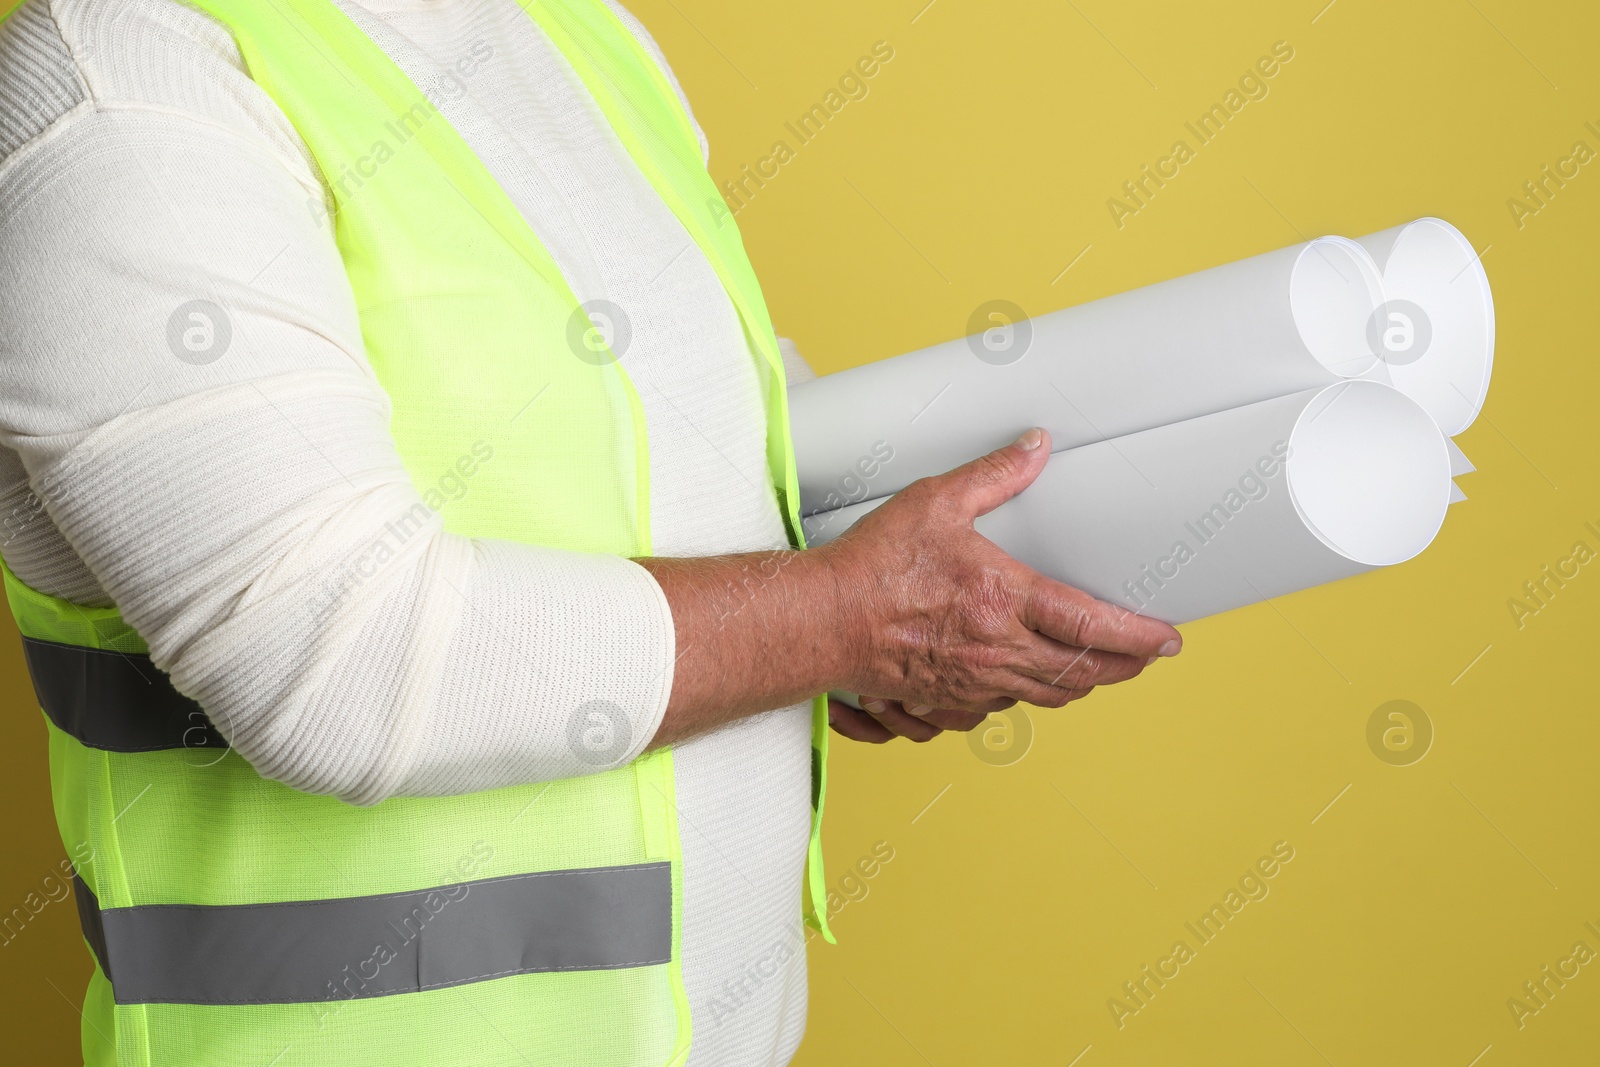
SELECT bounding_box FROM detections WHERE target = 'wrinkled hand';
[819,427,1181,736]
[827,696,986,744]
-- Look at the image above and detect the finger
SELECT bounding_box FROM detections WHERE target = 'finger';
[829,699,894,744]
[906,705,988,732]
[962,695,1022,716]
[917,695,1022,716]
[926,427,1052,520]
[1020,578,1182,660]
[1016,634,1151,689]
[861,697,943,743]
[1002,679,1096,709]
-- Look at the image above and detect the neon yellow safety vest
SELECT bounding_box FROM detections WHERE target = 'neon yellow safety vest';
[0,2,832,1063]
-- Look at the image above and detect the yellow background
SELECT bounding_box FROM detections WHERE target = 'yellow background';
[3,0,1598,1064]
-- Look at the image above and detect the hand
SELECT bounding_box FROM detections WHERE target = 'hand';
[637,427,1181,751]
[827,695,988,744]
[819,427,1181,714]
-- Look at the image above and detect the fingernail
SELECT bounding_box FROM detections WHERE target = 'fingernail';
[910,704,932,716]
[1159,639,1181,657]
[1014,427,1043,451]
[1146,656,1158,666]
[863,699,887,714]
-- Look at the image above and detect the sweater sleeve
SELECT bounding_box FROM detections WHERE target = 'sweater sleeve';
[0,0,676,804]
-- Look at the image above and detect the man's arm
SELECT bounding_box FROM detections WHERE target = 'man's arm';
[641,427,1181,748]
[0,4,1176,806]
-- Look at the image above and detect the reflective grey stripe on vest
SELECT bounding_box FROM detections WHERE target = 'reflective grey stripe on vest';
[75,862,672,1005]
[21,636,226,752]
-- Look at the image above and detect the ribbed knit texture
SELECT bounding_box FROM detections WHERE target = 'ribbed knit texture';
[0,2,82,157]
[0,1,811,1062]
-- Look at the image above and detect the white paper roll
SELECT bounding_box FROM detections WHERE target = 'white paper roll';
[803,381,1451,624]
[1354,217,1494,436]
[792,218,1491,517]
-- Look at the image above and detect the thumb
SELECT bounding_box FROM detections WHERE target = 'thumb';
[934,427,1051,519]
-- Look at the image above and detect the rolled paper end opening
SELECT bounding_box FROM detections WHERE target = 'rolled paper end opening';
[1374,217,1495,436]
[1286,381,1451,567]
[1290,236,1387,380]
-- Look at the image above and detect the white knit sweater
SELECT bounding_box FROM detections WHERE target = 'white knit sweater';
[0,1,814,1061]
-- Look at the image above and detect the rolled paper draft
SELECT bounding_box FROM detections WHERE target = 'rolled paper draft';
[1354,217,1494,437]
[792,218,1491,517]
[803,380,1451,625]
